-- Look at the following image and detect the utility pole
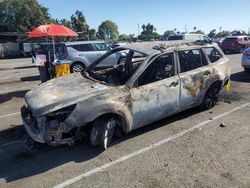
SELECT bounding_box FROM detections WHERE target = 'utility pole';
[184,25,187,33]
[137,23,140,37]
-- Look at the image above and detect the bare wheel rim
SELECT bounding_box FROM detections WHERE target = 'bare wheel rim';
[73,64,84,72]
[90,125,101,146]
[103,118,116,149]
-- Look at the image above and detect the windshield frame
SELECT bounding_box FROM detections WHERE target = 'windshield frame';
[84,47,153,87]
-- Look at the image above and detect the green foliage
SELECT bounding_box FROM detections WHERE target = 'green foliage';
[60,18,71,28]
[0,0,51,32]
[98,20,119,40]
[189,30,205,34]
[71,10,89,39]
[88,29,97,40]
[118,34,134,42]
[162,30,176,40]
[138,23,160,41]
[216,31,230,38]
[208,29,216,38]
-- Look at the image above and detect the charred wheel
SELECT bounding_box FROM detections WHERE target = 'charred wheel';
[202,85,220,109]
[90,117,116,149]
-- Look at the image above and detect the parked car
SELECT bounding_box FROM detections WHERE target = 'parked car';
[111,42,127,49]
[66,41,124,72]
[221,35,250,53]
[21,41,231,149]
[241,47,250,73]
[0,43,5,58]
[168,33,212,43]
[213,38,224,47]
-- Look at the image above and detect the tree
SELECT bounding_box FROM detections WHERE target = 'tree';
[138,23,160,41]
[60,18,71,28]
[189,30,205,34]
[98,20,119,40]
[193,26,197,31]
[0,0,51,32]
[216,31,230,38]
[118,34,135,42]
[88,29,97,40]
[208,29,216,38]
[163,30,176,40]
[71,10,89,39]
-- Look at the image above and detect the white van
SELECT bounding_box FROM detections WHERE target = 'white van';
[168,33,212,43]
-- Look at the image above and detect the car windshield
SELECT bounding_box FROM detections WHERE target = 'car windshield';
[84,49,147,86]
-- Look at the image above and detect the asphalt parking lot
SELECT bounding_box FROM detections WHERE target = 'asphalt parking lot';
[0,54,250,188]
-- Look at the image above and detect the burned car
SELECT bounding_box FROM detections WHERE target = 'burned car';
[21,41,231,149]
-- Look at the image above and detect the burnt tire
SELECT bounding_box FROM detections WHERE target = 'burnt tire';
[202,86,220,109]
[70,62,85,73]
[90,117,116,149]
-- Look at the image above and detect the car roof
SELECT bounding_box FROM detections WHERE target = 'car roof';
[117,41,212,55]
[65,41,105,45]
[225,35,248,39]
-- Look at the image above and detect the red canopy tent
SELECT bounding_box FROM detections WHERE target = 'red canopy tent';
[28,24,78,61]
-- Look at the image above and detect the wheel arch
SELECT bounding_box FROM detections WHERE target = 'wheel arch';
[92,111,130,133]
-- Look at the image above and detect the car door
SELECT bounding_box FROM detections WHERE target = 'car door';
[130,52,180,130]
[178,49,209,109]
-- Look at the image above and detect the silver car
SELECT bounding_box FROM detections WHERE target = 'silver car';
[66,41,124,72]
[21,41,231,149]
[241,47,250,73]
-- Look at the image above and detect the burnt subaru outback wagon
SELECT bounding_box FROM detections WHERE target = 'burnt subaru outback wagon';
[21,41,231,149]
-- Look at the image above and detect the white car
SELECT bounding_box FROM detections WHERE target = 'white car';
[241,48,250,73]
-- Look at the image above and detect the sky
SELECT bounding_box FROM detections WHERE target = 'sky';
[38,0,250,36]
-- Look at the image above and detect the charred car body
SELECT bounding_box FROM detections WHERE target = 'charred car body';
[21,41,231,149]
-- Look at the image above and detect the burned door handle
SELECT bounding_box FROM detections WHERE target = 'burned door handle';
[169,81,178,87]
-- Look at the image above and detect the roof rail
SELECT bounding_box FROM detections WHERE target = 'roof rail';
[152,40,207,52]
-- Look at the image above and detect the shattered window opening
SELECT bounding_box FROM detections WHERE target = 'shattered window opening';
[202,47,223,63]
[178,49,203,72]
[137,52,175,86]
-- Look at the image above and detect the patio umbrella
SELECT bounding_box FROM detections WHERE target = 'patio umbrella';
[28,24,78,61]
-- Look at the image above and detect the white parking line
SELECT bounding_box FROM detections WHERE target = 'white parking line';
[54,102,250,188]
[0,112,20,119]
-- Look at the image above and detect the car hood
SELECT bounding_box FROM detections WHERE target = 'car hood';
[25,73,111,117]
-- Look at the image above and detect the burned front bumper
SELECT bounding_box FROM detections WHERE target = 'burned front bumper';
[21,106,47,143]
[21,105,77,146]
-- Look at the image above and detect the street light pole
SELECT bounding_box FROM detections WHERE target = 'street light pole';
[137,23,140,37]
